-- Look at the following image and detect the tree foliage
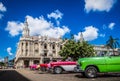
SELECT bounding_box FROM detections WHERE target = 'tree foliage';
[59,38,95,61]
[0,62,5,66]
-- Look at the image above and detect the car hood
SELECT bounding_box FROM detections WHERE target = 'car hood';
[78,56,107,64]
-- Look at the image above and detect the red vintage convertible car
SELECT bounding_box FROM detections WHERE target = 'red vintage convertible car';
[40,61,77,74]
[29,64,40,70]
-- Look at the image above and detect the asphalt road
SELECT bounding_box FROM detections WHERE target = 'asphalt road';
[0,69,30,81]
[0,69,120,81]
[17,69,120,81]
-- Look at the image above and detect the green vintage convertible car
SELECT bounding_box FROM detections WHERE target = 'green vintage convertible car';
[75,54,120,78]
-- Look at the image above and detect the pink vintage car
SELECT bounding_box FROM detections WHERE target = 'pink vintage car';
[29,64,40,70]
[40,61,77,74]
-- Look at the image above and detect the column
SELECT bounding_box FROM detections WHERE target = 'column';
[19,42,22,56]
[40,56,43,63]
[29,59,33,65]
[40,50,44,63]
[30,42,33,56]
[56,43,58,57]
[32,41,35,57]
[39,42,41,56]
[28,41,30,56]
[48,43,50,58]
[19,60,24,68]
[23,41,26,56]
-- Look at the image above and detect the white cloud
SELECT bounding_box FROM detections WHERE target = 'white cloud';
[47,10,63,26]
[26,15,70,38]
[5,21,23,36]
[100,34,105,37]
[0,2,6,12]
[84,0,117,13]
[5,14,70,38]
[7,47,13,56]
[47,10,63,20]
[74,26,99,41]
[0,2,6,19]
[41,26,70,38]
[108,22,115,30]
[26,15,51,36]
[102,24,107,30]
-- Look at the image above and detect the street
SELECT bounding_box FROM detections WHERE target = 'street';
[0,69,120,81]
[0,69,30,81]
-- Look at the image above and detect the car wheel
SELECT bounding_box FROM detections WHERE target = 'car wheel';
[41,67,46,72]
[54,67,63,74]
[84,66,97,78]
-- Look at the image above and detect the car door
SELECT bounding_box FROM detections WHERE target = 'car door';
[106,55,120,72]
[60,62,76,71]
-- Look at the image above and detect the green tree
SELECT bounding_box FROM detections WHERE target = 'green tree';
[106,36,120,55]
[59,38,95,61]
[77,41,95,58]
[0,62,5,66]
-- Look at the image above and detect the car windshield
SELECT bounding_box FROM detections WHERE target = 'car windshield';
[96,52,120,57]
[96,53,106,57]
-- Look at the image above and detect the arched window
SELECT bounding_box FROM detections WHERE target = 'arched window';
[44,52,47,56]
[26,42,28,46]
[22,42,23,46]
[44,44,47,49]
[52,44,55,49]
[35,42,38,49]
[53,51,56,54]
[35,49,38,53]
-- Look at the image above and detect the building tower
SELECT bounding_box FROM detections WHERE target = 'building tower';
[22,18,30,37]
[80,32,84,42]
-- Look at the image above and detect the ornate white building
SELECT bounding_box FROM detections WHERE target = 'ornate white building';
[94,45,120,56]
[15,19,63,68]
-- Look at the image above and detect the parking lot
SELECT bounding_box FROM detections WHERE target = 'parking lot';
[16,69,120,81]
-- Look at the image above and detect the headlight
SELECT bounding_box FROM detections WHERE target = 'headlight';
[77,61,82,66]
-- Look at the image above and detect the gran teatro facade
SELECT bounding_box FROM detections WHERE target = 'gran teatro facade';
[15,19,63,68]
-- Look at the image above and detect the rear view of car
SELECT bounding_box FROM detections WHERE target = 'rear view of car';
[29,64,40,70]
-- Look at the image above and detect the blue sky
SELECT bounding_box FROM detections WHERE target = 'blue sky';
[0,0,120,61]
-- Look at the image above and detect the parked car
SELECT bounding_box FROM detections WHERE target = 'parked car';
[29,64,40,70]
[75,54,120,78]
[0,66,2,69]
[40,61,77,74]
[40,63,48,71]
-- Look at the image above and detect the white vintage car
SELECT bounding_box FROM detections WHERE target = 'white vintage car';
[40,61,77,74]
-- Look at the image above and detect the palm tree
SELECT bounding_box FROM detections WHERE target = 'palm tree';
[106,36,120,55]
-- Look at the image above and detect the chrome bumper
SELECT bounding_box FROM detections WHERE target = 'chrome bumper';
[74,65,83,72]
